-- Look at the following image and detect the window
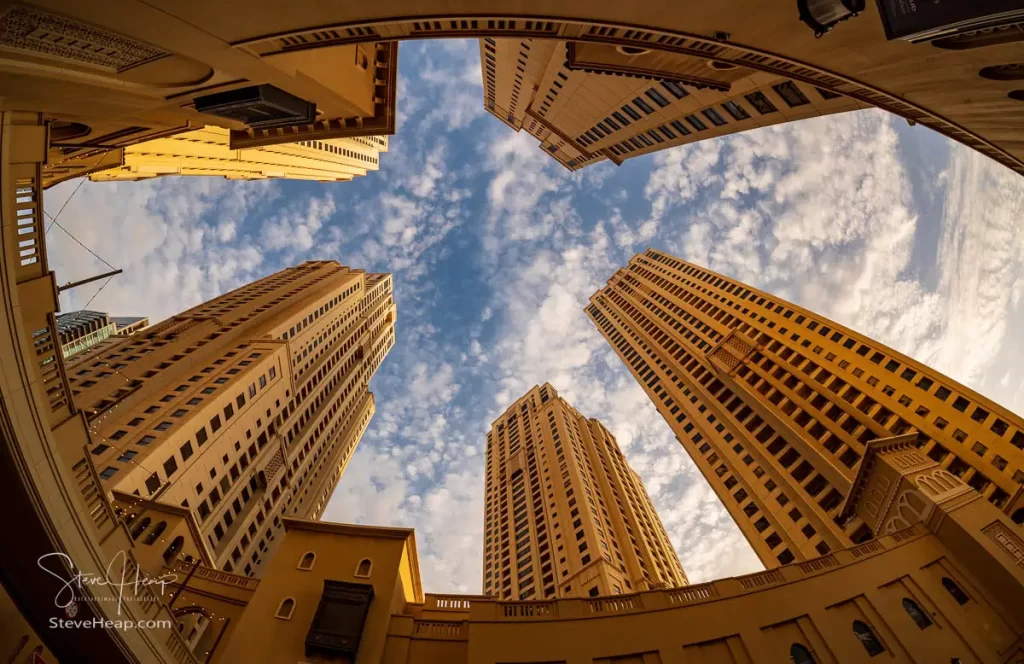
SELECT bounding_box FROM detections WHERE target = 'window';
[275,597,295,620]
[670,119,691,136]
[702,107,727,126]
[661,80,689,99]
[852,621,884,656]
[902,598,932,629]
[110,430,127,440]
[298,552,316,570]
[790,644,816,664]
[355,558,372,577]
[210,415,222,433]
[117,451,137,462]
[163,456,178,477]
[645,88,670,107]
[745,91,777,114]
[721,100,750,120]
[196,427,208,446]
[685,114,707,131]
[632,97,655,114]
[942,577,969,605]
[622,104,642,121]
[99,466,118,480]
[145,473,160,495]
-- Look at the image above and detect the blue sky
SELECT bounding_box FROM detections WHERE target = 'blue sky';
[46,40,1024,593]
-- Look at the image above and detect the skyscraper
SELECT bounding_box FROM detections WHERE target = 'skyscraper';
[586,248,1024,568]
[82,126,388,185]
[68,260,395,577]
[483,383,687,600]
[479,38,866,171]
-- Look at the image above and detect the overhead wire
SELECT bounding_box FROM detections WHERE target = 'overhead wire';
[44,177,86,234]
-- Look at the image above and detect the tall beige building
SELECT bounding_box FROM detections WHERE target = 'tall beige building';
[78,126,388,185]
[480,38,868,171]
[587,248,1024,568]
[484,383,687,600]
[67,260,395,577]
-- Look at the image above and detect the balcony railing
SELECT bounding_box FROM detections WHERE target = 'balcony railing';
[469,524,926,623]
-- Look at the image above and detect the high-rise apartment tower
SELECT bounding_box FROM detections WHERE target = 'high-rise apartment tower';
[479,38,867,171]
[81,126,388,185]
[67,261,395,577]
[587,248,1024,568]
[483,383,687,600]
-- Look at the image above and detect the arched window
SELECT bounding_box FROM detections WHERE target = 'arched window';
[790,643,816,664]
[297,552,315,570]
[130,516,151,540]
[852,620,885,656]
[144,521,167,545]
[355,558,372,578]
[942,577,970,605]
[902,598,933,629]
[163,536,184,562]
[275,597,295,620]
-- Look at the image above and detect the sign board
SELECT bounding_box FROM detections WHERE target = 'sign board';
[875,0,1024,41]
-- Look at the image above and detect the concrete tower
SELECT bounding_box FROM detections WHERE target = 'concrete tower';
[67,260,396,577]
[587,248,1024,567]
[483,383,687,600]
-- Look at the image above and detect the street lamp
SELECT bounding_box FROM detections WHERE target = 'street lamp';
[798,0,866,37]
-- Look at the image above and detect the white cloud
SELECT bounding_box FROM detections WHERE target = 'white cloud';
[46,177,277,322]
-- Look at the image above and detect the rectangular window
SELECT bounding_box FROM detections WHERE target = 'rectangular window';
[685,114,707,131]
[163,456,178,477]
[670,120,691,136]
[702,107,727,126]
[196,427,209,446]
[633,97,655,114]
[645,88,670,108]
[180,441,193,461]
[721,100,750,120]
[744,91,778,114]
[661,80,689,99]
[612,111,631,126]
[772,81,810,107]
[622,105,642,121]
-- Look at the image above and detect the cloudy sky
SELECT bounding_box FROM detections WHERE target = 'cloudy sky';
[46,40,1024,593]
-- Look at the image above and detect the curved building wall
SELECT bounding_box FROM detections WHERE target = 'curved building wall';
[388,526,1022,664]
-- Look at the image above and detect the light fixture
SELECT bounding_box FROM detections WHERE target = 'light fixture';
[615,45,651,56]
[797,0,865,37]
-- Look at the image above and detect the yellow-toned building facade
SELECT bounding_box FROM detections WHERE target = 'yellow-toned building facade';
[3,0,1024,189]
[586,248,1024,568]
[479,38,869,171]
[484,384,687,600]
[64,260,395,579]
[84,126,388,183]
[150,434,1024,664]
